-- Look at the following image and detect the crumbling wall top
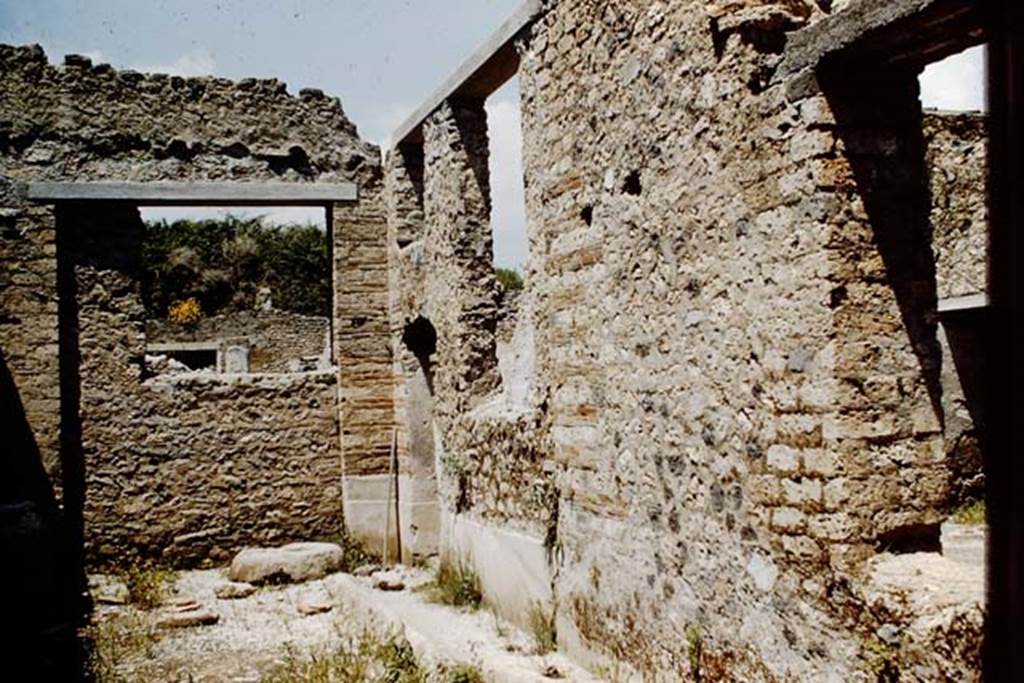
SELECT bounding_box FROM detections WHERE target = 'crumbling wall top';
[0,43,380,187]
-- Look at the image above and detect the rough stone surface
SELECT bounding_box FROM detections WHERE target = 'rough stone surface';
[925,111,988,301]
[856,552,983,682]
[382,0,988,679]
[214,582,257,600]
[148,309,331,374]
[228,543,344,585]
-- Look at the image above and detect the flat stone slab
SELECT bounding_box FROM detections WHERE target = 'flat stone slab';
[297,598,333,616]
[214,582,257,600]
[156,603,220,629]
[228,542,344,585]
[89,574,129,605]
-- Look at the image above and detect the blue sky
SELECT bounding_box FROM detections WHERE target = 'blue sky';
[0,1,984,270]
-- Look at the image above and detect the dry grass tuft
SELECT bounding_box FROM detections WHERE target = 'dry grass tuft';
[420,556,482,610]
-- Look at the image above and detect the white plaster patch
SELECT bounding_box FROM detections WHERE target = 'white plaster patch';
[747,552,778,592]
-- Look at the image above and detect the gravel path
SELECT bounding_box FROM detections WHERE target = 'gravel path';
[90,566,597,682]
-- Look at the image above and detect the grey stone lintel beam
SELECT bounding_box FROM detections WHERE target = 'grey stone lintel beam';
[147,342,221,353]
[390,0,542,147]
[22,181,357,206]
[938,293,990,313]
[776,0,986,100]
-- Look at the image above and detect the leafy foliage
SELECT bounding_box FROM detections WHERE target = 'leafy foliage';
[120,562,176,610]
[168,297,202,325]
[421,556,482,610]
[85,610,162,682]
[528,602,557,655]
[142,215,330,320]
[260,630,427,683]
[952,499,986,525]
[495,267,524,291]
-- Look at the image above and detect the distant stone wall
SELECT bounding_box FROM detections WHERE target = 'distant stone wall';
[925,111,988,300]
[148,309,330,373]
[89,372,341,567]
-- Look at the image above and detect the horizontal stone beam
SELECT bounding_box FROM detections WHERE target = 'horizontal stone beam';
[22,181,357,205]
[390,0,542,147]
[938,293,990,313]
[777,0,986,98]
[147,342,221,353]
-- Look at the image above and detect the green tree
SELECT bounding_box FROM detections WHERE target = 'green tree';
[141,214,330,320]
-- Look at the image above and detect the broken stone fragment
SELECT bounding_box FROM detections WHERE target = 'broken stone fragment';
[228,542,344,585]
[156,603,219,628]
[297,597,333,615]
[353,563,381,577]
[214,582,257,600]
[372,570,407,592]
[89,575,129,605]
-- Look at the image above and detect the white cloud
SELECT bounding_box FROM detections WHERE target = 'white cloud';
[486,78,528,271]
[919,45,987,112]
[130,49,217,77]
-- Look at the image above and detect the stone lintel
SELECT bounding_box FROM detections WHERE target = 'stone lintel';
[777,0,986,95]
[938,293,990,313]
[22,181,357,205]
[147,342,221,353]
[390,0,542,148]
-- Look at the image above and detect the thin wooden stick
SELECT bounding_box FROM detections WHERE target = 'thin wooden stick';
[382,427,396,566]
[391,427,402,565]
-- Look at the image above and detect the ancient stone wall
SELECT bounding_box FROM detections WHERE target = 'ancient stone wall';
[925,110,988,300]
[0,44,389,517]
[60,202,342,567]
[0,43,397,574]
[147,309,331,373]
[87,369,342,567]
[386,0,987,679]
[925,110,988,506]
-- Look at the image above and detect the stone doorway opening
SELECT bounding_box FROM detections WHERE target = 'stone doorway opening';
[23,181,355,570]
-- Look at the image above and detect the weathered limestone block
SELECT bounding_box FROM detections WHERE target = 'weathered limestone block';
[228,543,344,585]
[214,582,257,600]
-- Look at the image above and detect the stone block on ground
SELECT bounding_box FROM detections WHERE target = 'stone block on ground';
[156,602,220,628]
[214,581,257,600]
[228,542,344,585]
[941,521,987,568]
[89,574,129,605]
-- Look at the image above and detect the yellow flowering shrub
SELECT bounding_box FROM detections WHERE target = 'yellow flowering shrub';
[168,297,201,325]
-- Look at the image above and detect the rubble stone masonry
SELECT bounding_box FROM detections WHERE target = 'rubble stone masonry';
[385,0,989,679]
[0,43,387,560]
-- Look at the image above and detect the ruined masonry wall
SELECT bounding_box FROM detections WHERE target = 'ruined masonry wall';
[63,203,342,567]
[925,111,988,300]
[425,0,981,679]
[147,309,330,373]
[0,44,390,509]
